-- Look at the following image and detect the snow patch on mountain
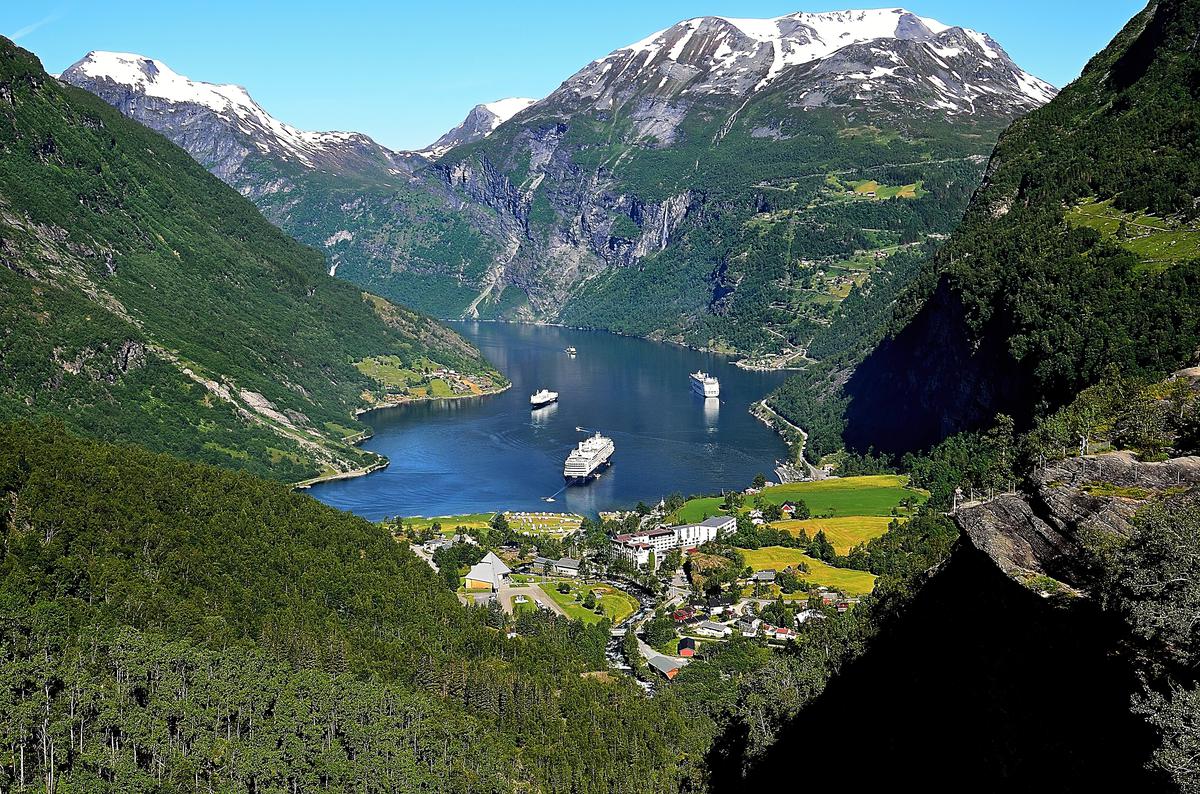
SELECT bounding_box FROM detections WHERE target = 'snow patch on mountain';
[63,51,371,167]
[581,7,1052,104]
[420,97,538,159]
[482,97,537,123]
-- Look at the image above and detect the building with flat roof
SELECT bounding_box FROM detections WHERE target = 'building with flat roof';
[611,515,736,568]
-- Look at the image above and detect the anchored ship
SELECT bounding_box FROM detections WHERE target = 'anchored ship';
[690,371,720,398]
[563,432,614,481]
[530,388,558,409]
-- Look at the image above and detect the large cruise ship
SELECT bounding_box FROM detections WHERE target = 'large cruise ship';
[563,433,615,481]
[690,371,720,398]
[530,388,558,408]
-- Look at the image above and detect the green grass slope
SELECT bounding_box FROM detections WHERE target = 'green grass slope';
[0,37,501,480]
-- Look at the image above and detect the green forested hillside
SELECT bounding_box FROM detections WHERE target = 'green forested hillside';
[775,0,1200,458]
[0,422,693,791]
[0,37,502,481]
[443,92,1003,359]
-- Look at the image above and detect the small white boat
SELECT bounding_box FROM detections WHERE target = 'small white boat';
[565,346,577,355]
[530,389,559,408]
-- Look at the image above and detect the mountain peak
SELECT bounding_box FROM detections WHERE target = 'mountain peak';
[420,96,538,159]
[66,51,259,117]
[553,7,1054,130]
[61,51,398,171]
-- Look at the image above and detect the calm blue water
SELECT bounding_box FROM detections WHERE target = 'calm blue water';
[309,322,790,520]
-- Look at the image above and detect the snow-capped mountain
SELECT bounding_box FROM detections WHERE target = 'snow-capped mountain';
[60,51,414,184]
[421,97,537,159]
[63,9,1060,358]
[540,8,1054,142]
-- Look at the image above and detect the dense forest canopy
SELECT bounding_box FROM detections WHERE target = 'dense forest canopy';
[0,422,696,792]
[771,0,1200,459]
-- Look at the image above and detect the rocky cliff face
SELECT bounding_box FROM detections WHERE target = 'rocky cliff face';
[955,452,1200,593]
[731,452,1190,790]
[63,11,1056,355]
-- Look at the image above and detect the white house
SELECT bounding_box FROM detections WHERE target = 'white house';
[553,557,581,577]
[611,515,736,568]
[695,620,732,638]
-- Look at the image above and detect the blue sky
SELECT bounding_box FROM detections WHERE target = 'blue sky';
[3,1,1147,151]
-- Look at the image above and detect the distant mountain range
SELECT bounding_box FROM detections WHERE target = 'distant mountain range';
[62,8,1057,360]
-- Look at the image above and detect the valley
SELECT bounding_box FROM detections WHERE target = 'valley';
[5,1,1200,791]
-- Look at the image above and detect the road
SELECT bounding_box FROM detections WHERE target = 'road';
[495,582,567,616]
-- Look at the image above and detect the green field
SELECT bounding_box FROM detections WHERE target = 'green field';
[825,175,925,201]
[403,511,583,536]
[741,547,877,596]
[404,513,495,533]
[672,475,927,523]
[537,581,639,625]
[775,515,901,554]
[1065,198,1200,270]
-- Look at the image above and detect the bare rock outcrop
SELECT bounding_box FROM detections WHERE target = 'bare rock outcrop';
[954,452,1200,592]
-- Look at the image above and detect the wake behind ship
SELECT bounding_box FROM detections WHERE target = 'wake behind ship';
[563,432,614,481]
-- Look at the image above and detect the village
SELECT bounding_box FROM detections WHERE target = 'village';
[396,472,926,683]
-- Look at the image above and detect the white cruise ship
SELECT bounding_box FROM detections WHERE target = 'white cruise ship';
[690,371,720,398]
[530,388,558,408]
[563,432,614,480]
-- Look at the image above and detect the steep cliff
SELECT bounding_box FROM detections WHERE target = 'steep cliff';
[838,0,1200,454]
[63,9,1055,357]
[733,451,1198,790]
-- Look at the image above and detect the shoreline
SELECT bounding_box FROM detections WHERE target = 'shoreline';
[295,381,511,490]
[353,380,512,418]
[453,318,806,373]
[750,400,821,482]
[294,456,390,490]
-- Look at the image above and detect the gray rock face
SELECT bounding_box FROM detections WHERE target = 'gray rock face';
[954,452,1200,591]
[421,98,536,159]
[60,12,1056,330]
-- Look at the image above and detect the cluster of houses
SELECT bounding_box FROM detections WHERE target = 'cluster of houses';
[611,515,737,568]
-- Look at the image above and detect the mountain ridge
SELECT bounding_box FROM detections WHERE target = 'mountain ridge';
[62,9,1057,360]
[0,36,503,481]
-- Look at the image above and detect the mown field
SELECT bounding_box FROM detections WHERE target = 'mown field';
[537,581,639,625]
[741,547,877,596]
[672,475,927,524]
[403,512,582,536]
[774,515,902,554]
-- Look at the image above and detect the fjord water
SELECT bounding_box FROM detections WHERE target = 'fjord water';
[309,322,791,520]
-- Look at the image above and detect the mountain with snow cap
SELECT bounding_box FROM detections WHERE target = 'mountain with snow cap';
[61,51,412,182]
[63,11,1060,358]
[420,97,537,159]
[543,7,1054,143]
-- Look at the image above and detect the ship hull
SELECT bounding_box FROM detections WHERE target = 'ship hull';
[563,458,612,482]
[531,396,558,409]
[690,380,720,398]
